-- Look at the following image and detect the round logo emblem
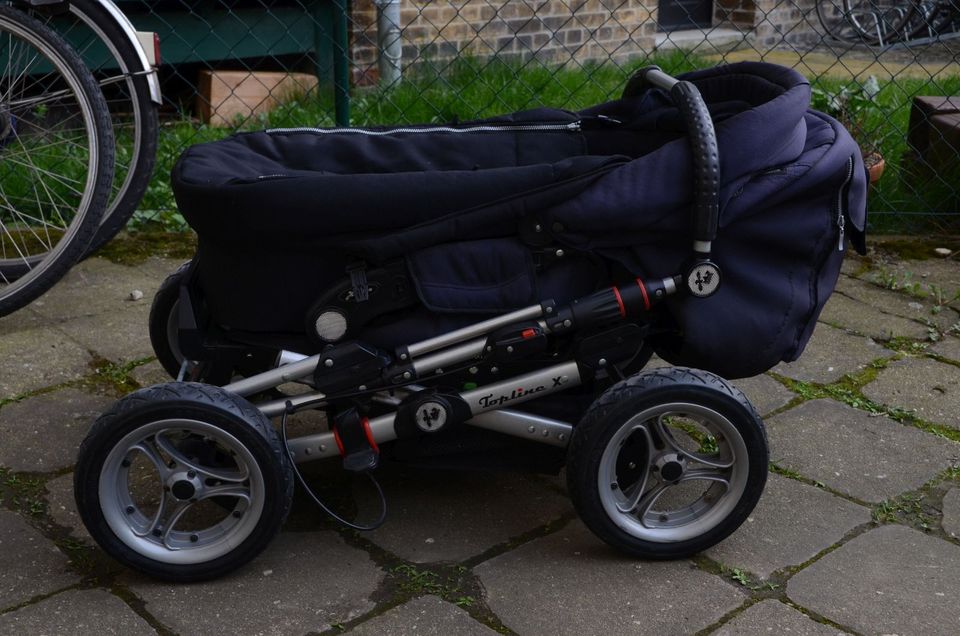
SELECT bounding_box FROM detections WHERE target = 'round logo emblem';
[415,402,447,432]
[687,263,721,298]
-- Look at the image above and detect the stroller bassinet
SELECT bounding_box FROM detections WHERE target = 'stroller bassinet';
[72,62,868,582]
[172,61,866,380]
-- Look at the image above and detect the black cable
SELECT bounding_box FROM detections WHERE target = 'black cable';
[280,401,388,531]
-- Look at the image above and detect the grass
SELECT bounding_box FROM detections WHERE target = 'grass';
[136,52,960,232]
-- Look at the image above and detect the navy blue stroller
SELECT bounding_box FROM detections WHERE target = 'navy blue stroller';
[75,62,867,581]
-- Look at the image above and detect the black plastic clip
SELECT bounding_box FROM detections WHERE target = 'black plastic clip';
[347,262,369,303]
[332,408,379,473]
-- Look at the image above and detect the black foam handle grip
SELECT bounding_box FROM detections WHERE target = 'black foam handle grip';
[670,81,719,245]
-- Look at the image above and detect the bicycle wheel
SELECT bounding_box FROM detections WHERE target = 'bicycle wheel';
[0,3,113,315]
[29,0,159,255]
[844,0,920,44]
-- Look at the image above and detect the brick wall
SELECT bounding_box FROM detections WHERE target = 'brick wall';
[350,0,659,85]
[715,0,821,47]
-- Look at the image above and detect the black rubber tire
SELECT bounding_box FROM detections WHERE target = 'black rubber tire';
[566,367,768,560]
[149,261,191,379]
[0,4,113,315]
[74,382,294,582]
[56,0,160,256]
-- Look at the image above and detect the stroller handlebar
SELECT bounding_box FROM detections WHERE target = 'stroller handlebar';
[625,67,720,253]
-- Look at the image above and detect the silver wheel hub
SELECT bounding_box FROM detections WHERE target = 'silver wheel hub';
[654,452,687,482]
[167,471,201,501]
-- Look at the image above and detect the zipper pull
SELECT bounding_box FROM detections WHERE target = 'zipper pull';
[567,121,582,132]
[837,211,846,252]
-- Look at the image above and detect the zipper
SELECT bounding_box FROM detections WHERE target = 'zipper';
[266,121,583,135]
[836,156,854,252]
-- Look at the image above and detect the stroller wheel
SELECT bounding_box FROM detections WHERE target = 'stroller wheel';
[74,382,294,582]
[149,261,192,379]
[567,367,767,559]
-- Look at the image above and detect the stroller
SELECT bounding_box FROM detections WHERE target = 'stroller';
[75,62,867,581]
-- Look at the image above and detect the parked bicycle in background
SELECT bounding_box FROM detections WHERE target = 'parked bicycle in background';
[817,0,960,45]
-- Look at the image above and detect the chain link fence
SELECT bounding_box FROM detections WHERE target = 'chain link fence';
[116,0,960,231]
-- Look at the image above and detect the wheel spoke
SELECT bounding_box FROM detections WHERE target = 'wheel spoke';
[635,481,672,526]
[678,468,731,488]
[154,431,248,483]
[130,439,172,480]
[199,484,251,503]
[655,414,734,469]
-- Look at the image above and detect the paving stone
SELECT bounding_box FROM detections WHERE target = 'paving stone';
[773,324,888,384]
[0,388,113,472]
[818,293,930,340]
[942,487,960,539]
[475,522,746,635]
[0,306,49,337]
[766,400,959,503]
[130,531,383,635]
[864,259,960,311]
[862,357,960,429]
[45,473,90,542]
[0,327,91,398]
[834,276,959,332]
[364,467,571,563]
[932,335,960,361]
[0,511,78,610]
[129,360,172,387]
[840,254,868,278]
[0,589,155,635]
[705,475,870,578]
[56,302,153,363]
[712,600,847,635]
[787,525,960,636]
[731,374,795,416]
[134,256,189,281]
[348,595,496,635]
[29,258,161,321]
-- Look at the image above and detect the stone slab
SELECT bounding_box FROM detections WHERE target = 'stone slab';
[834,276,959,332]
[130,531,383,635]
[475,522,746,635]
[712,600,847,635]
[0,511,77,610]
[129,360,173,388]
[0,589,155,635]
[0,307,49,337]
[766,400,958,503]
[0,327,91,398]
[773,324,888,384]
[29,258,161,321]
[932,336,960,361]
[863,357,960,429]
[863,259,960,310]
[45,473,90,542]
[364,468,571,563]
[348,595,496,635]
[0,388,113,472]
[942,487,960,539]
[787,525,960,636]
[705,475,870,578]
[134,256,189,282]
[731,374,795,417]
[56,303,153,364]
[818,293,929,340]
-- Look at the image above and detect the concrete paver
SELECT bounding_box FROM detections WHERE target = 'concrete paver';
[787,525,960,636]
[129,531,383,635]
[347,595,497,635]
[365,468,571,563]
[711,599,848,635]
[57,303,153,363]
[942,487,960,539]
[705,475,870,578]
[0,511,78,610]
[476,522,747,636]
[0,388,113,472]
[766,399,958,502]
[0,589,155,635]
[862,357,960,430]
[932,335,960,361]
[818,293,929,341]
[0,327,91,399]
[834,276,960,333]
[773,324,888,384]
[731,374,794,416]
[45,473,90,542]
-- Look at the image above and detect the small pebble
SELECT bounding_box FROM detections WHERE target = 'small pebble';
[128,289,144,301]
[935,247,952,256]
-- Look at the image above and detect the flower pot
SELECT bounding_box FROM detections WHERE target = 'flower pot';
[865,153,885,185]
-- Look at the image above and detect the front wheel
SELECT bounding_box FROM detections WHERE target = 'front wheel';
[567,367,767,559]
[75,382,294,582]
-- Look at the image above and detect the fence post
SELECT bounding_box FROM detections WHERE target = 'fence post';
[332,0,350,126]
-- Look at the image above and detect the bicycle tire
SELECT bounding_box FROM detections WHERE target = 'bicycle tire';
[844,0,921,44]
[21,0,159,255]
[0,3,114,315]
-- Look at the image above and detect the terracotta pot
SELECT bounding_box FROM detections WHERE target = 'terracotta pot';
[864,153,885,185]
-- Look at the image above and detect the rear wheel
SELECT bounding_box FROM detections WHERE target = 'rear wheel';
[75,382,294,582]
[567,367,767,559]
[149,261,191,379]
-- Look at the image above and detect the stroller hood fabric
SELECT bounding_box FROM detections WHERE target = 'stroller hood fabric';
[172,62,867,379]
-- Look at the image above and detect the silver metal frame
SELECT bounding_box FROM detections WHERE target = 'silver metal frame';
[85,0,162,104]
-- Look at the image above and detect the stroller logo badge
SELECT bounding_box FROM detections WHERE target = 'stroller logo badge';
[476,376,567,409]
[415,402,447,432]
[687,263,721,298]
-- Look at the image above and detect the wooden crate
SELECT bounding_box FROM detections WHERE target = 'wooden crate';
[197,70,319,126]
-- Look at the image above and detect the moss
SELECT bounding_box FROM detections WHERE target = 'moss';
[92,232,196,266]
[871,237,960,262]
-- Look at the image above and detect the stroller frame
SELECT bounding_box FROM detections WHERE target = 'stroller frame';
[74,67,772,582]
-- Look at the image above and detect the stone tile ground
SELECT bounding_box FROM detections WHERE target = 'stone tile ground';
[0,243,959,634]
